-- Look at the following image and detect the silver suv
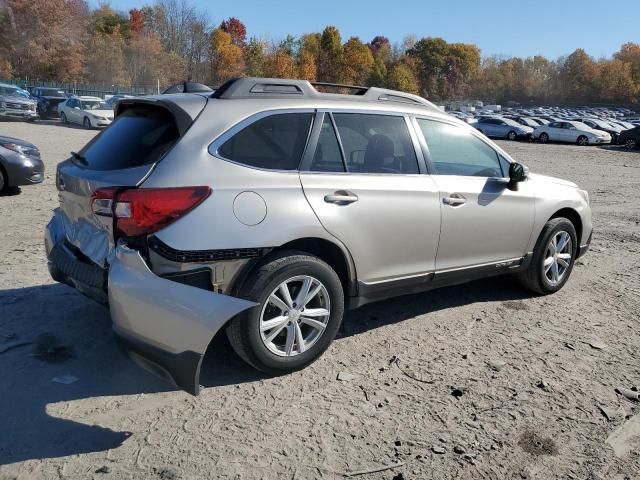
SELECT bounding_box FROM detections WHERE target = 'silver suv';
[45,78,592,394]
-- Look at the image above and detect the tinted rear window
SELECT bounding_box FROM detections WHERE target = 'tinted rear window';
[218,113,313,170]
[79,107,179,171]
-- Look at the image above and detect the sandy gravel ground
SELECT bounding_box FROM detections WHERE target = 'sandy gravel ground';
[0,120,639,480]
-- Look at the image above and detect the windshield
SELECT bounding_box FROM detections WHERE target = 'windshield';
[81,100,109,110]
[0,86,20,97]
[503,118,521,127]
[42,89,66,98]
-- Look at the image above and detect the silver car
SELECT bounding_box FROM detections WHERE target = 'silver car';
[45,78,592,394]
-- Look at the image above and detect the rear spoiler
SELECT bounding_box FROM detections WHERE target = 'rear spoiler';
[115,95,207,136]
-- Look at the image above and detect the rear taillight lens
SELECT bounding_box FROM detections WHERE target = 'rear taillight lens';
[91,186,211,237]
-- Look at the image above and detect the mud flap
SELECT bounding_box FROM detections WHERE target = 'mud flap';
[108,245,256,395]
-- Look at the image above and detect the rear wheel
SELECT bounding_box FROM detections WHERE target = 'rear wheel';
[518,218,577,295]
[577,135,589,146]
[0,168,6,192]
[624,138,637,149]
[539,132,549,143]
[226,251,344,374]
[83,116,91,129]
[507,130,517,141]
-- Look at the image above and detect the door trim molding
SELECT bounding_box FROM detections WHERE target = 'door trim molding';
[350,254,533,309]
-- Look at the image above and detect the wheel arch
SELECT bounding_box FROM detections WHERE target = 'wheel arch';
[230,237,357,299]
[549,208,582,245]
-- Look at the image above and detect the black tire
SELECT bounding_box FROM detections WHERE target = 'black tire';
[83,117,91,129]
[0,167,6,193]
[507,130,517,141]
[518,217,578,295]
[226,251,345,374]
[577,135,588,146]
[539,132,549,143]
[60,112,67,124]
[624,138,637,150]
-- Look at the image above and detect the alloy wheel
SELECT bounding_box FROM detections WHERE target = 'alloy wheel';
[543,231,572,286]
[259,275,330,357]
[578,136,588,146]
[625,138,636,149]
[508,131,517,141]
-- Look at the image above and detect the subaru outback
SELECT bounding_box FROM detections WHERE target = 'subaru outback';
[45,78,592,394]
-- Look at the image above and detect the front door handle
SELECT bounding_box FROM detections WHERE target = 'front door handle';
[324,190,358,205]
[443,193,466,206]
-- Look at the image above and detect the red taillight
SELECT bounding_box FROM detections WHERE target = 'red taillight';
[91,186,211,237]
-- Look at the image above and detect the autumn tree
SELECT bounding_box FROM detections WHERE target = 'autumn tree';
[209,28,244,84]
[245,37,266,77]
[368,36,391,86]
[297,33,321,81]
[342,37,374,86]
[558,49,599,102]
[220,17,247,48]
[0,0,88,81]
[317,26,343,82]
[386,60,419,94]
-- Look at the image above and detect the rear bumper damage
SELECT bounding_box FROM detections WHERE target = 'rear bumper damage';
[108,246,256,395]
[45,212,256,394]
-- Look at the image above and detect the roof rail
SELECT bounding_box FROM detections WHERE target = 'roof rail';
[310,81,369,94]
[210,77,439,111]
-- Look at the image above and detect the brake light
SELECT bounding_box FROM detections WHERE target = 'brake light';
[91,186,211,237]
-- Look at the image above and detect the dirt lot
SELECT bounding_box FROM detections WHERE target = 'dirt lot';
[1,120,639,480]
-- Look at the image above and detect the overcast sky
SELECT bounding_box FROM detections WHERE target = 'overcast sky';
[94,0,637,59]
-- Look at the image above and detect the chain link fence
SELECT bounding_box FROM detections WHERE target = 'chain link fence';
[0,78,163,98]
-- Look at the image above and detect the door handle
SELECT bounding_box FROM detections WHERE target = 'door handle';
[324,190,358,205]
[443,193,466,206]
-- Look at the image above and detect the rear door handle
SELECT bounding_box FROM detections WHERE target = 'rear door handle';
[443,193,466,206]
[324,190,358,205]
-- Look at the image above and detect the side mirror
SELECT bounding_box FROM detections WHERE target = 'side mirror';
[509,162,529,182]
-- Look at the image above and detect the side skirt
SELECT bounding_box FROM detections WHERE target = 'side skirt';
[349,254,533,309]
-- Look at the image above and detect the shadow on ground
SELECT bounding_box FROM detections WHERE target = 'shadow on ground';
[0,274,532,464]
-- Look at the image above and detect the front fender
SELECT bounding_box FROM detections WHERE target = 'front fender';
[108,244,256,394]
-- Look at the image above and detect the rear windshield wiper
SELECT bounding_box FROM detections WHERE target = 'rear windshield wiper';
[70,151,88,166]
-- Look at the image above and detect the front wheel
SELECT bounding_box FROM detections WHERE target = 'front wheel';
[539,132,549,143]
[518,218,577,295]
[577,135,589,146]
[0,168,6,193]
[507,130,517,141]
[226,251,344,374]
[60,112,67,124]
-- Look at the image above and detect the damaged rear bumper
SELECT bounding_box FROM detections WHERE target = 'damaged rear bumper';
[46,213,256,395]
[108,246,256,395]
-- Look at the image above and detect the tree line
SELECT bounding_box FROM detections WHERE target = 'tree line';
[1,0,639,105]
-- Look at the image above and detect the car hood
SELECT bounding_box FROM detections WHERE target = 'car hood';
[529,173,577,188]
[84,109,113,116]
[0,95,36,104]
[0,135,37,149]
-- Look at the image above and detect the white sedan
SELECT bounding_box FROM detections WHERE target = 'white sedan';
[58,96,114,129]
[533,120,611,146]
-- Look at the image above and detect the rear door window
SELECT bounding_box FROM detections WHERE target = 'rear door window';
[79,106,179,171]
[218,113,313,170]
[332,113,419,174]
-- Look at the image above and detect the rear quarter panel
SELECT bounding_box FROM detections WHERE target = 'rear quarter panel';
[142,101,340,252]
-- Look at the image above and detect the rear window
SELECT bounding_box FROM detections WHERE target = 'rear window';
[218,113,313,170]
[79,107,179,171]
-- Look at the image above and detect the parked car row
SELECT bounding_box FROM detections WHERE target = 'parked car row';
[448,105,640,148]
[0,82,133,129]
